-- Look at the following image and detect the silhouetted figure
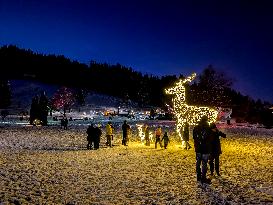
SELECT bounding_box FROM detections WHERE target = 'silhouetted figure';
[106,122,113,147]
[144,124,150,146]
[193,116,212,184]
[94,125,102,149]
[122,120,130,146]
[86,124,95,150]
[209,123,226,176]
[39,91,48,126]
[155,126,162,148]
[183,123,191,150]
[30,95,39,125]
[161,132,170,149]
[61,116,68,130]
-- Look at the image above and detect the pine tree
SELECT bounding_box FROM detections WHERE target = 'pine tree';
[30,95,39,125]
[39,91,48,125]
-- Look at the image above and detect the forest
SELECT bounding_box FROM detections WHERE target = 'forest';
[0,45,272,126]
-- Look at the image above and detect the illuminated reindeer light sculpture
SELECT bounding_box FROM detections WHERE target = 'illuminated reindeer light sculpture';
[165,73,218,143]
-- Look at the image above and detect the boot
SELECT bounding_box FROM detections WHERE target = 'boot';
[197,174,201,182]
[201,178,211,184]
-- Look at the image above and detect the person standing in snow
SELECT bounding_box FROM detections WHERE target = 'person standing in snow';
[86,124,95,150]
[106,121,113,147]
[144,124,150,146]
[161,132,170,149]
[183,123,191,150]
[193,116,212,184]
[94,124,102,149]
[208,123,226,176]
[61,116,68,130]
[155,126,162,148]
[122,120,130,146]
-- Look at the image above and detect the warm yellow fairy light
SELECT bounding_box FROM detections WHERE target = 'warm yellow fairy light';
[136,124,145,142]
[149,131,154,142]
[165,73,218,143]
[136,124,154,144]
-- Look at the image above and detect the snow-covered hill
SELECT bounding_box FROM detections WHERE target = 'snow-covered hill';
[8,80,136,112]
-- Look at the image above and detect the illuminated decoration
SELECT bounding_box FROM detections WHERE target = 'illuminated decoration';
[33,119,42,126]
[165,73,218,143]
[218,107,232,121]
[149,130,154,143]
[51,87,74,113]
[136,124,145,142]
[136,124,154,143]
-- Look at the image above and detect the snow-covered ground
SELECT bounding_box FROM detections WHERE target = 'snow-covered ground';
[0,125,273,205]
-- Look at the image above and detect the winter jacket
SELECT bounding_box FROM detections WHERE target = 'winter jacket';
[106,124,113,135]
[122,123,130,137]
[155,127,162,136]
[193,124,212,154]
[210,129,226,155]
[86,125,95,141]
[94,127,102,146]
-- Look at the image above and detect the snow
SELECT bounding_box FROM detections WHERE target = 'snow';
[0,125,273,204]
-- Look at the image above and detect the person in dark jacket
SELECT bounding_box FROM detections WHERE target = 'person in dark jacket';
[122,120,130,146]
[209,123,226,176]
[144,124,150,146]
[183,123,191,150]
[86,124,95,150]
[193,116,212,184]
[161,132,170,149]
[61,116,68,130]
[94,125,102,150]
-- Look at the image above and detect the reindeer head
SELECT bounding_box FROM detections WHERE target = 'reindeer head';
[165,73,196,95]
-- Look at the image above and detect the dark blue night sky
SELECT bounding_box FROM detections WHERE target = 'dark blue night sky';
[0,0,273,102]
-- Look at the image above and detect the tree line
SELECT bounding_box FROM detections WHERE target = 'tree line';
[0,45,272,126]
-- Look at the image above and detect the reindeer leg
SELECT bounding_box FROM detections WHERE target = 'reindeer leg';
[176,121,184,147]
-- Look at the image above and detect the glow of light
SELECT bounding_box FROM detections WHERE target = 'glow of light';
[149,131,154,142]
[136,124,154,143]
[136,124,145,143]
[165,73,218,143]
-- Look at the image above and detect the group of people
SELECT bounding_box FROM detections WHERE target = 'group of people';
[193,116,226,184]
[86,123,102,149]
[86,120,131,149]
[144,125,170,149]
[85,117,227,186]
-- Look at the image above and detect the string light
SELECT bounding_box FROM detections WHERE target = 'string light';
[136,124,145,143]
[136,124,154,144]
[165,73,218,143]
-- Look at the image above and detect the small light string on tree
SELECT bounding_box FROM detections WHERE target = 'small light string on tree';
[51,87,74,114]
[165,73,218,145]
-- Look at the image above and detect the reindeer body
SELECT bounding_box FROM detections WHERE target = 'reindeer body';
[165,73,218,142]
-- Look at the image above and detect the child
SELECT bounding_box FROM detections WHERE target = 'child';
[161,132,170,149]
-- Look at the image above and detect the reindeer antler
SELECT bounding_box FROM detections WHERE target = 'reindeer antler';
[182,73,196,84]
[165,72,197,94]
